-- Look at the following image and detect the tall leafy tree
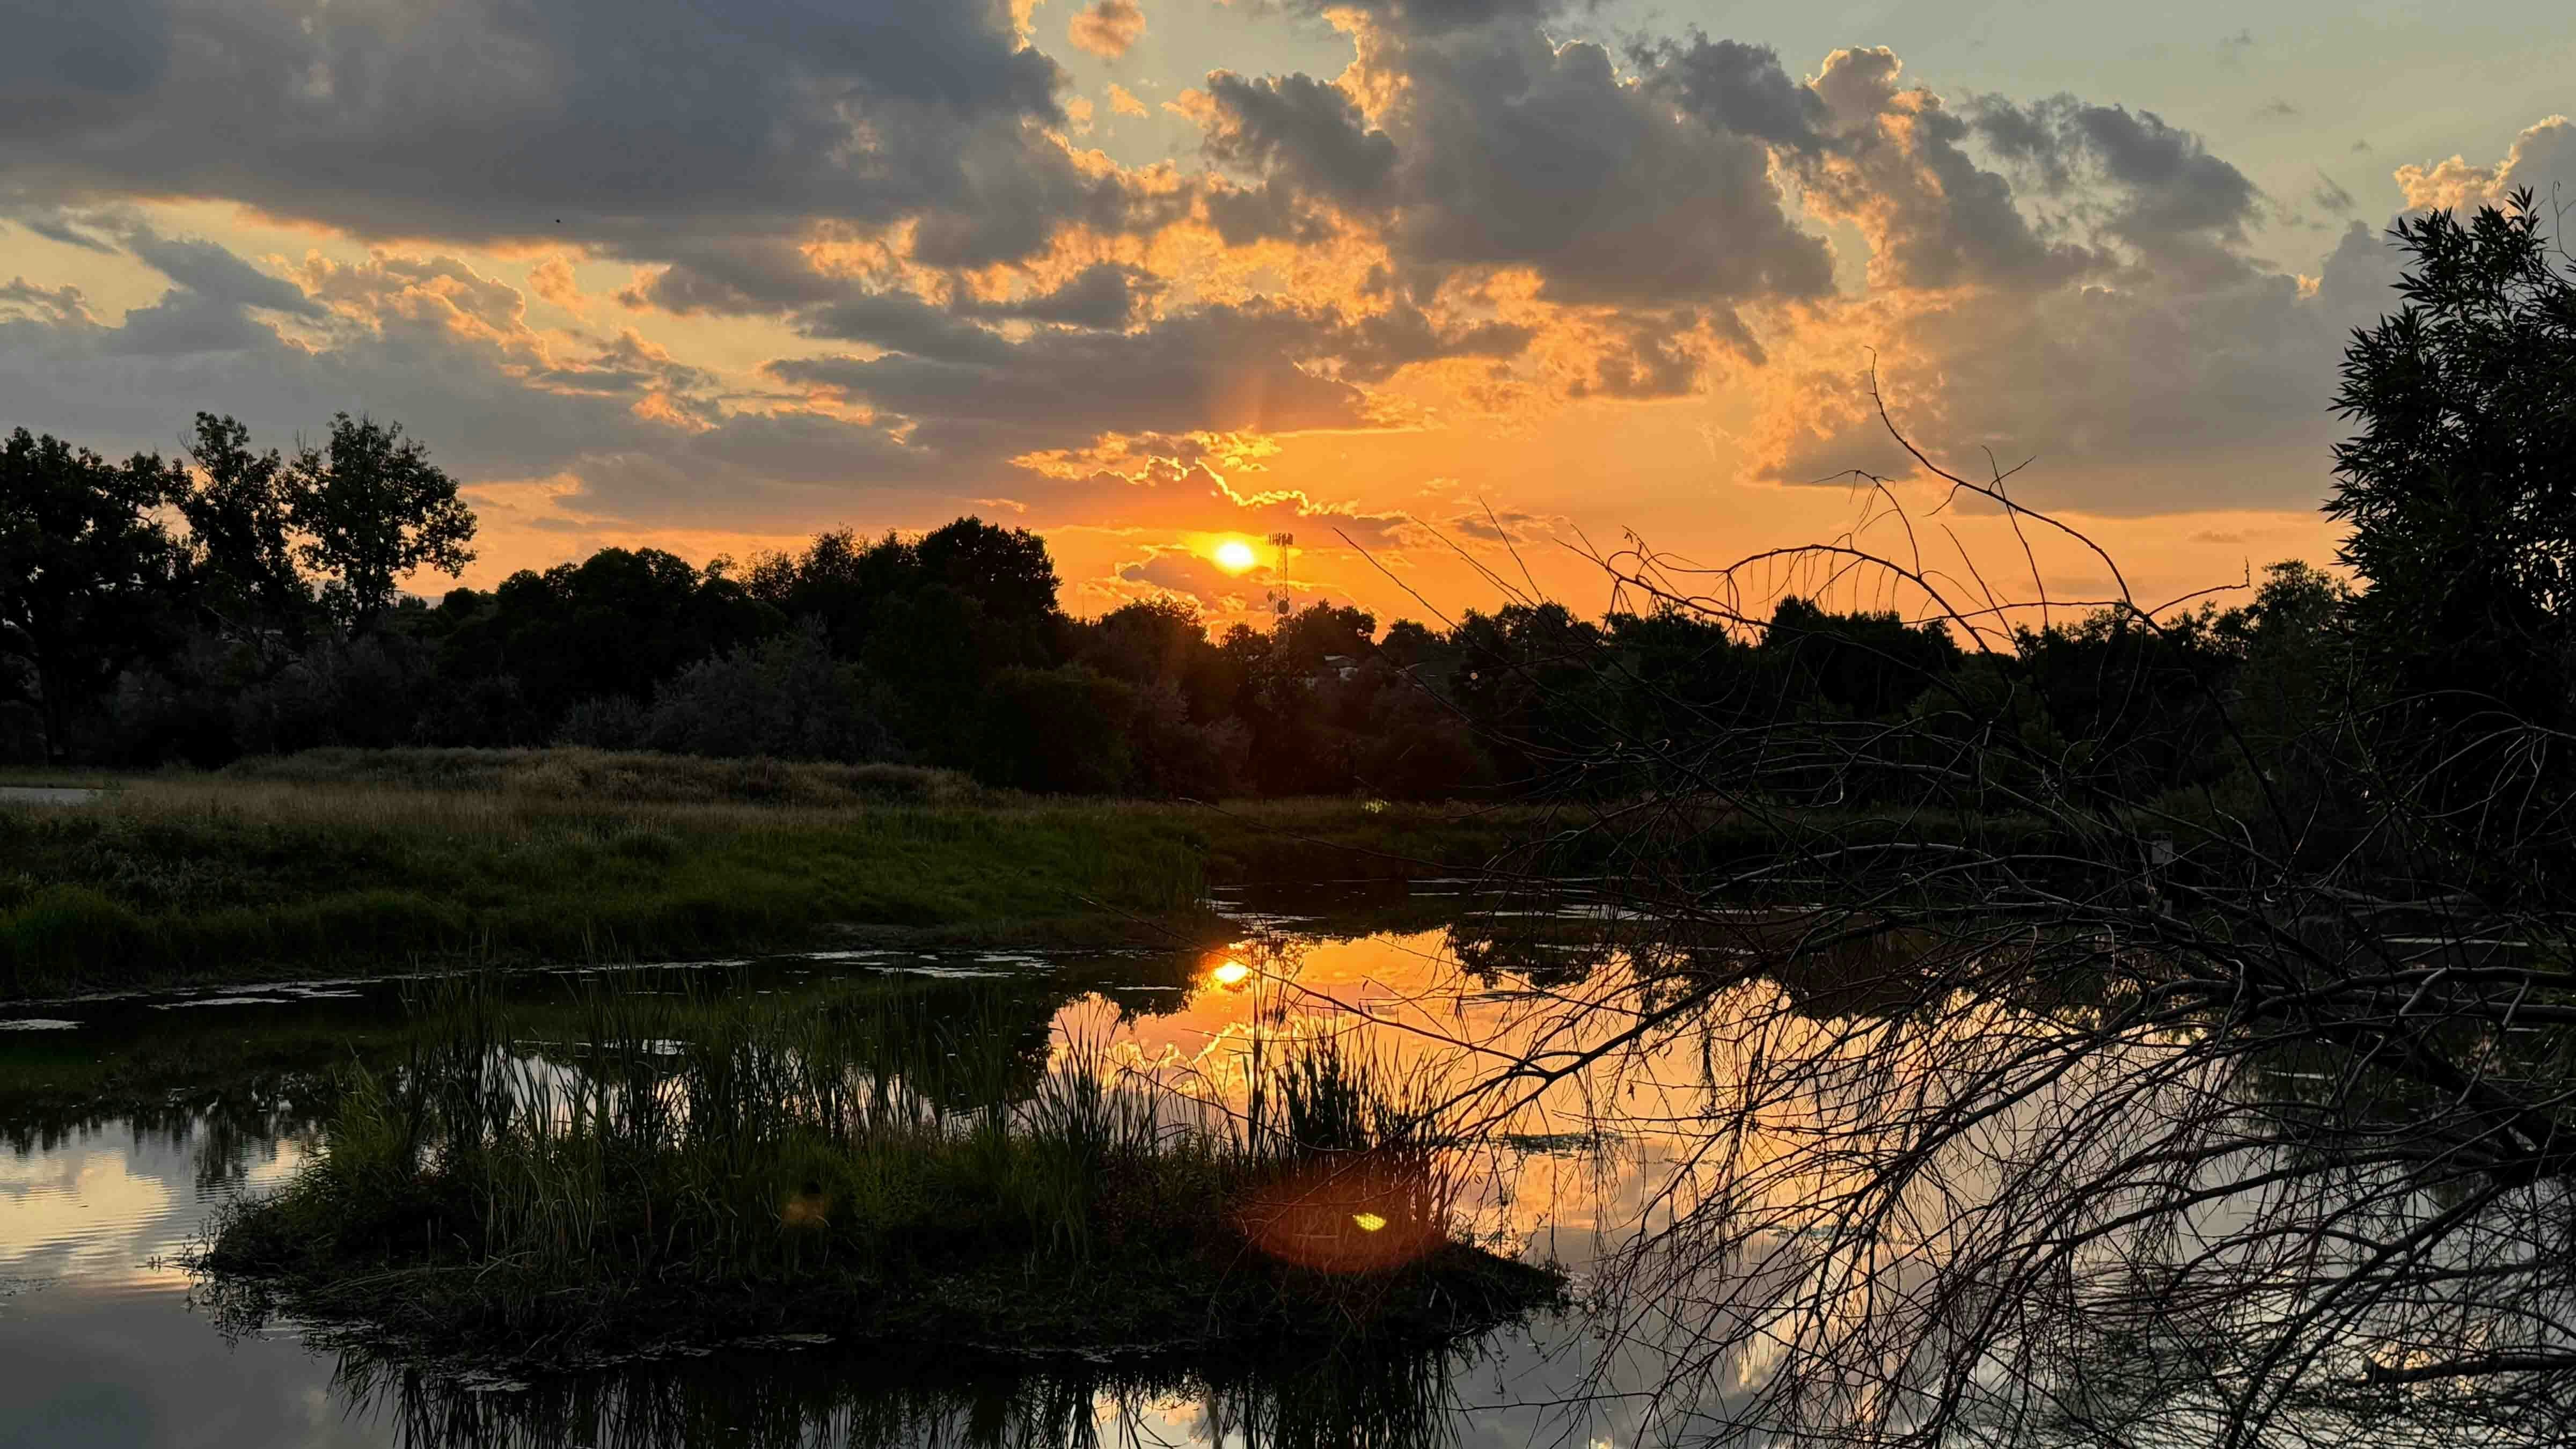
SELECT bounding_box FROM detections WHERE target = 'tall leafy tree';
[0,430,190,759]
[914,516,1060,626]
[2327,188,2576,887]
[289,413,477,625]
[182,412,308,633]
[2329,188,2576,720]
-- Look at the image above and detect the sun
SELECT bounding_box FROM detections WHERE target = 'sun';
[1213,539,1257,573]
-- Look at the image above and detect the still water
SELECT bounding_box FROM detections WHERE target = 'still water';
[0,884,1710,1449]
[14,883,2531,1448]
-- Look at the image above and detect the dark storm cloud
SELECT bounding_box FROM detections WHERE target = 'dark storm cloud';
[0,0,1146,267]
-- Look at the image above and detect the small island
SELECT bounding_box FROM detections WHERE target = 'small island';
[196,985,1561,1370]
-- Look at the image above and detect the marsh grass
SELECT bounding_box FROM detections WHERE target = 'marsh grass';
[201,976,1556,1364]
[0,768,1221,995]
[0,744,2074,998]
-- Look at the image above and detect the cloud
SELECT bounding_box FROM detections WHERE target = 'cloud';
[766,301,1382,445]
[1067,0,1146,60]
[0,226,984,532]
[1743,114,2418,518]
[792,290,1018,365]
[0,0,1169,273]
[2393,115,2576,212]
[1277,0,1584,33]
[0,277,93,326]
[0,0,2555,596]
[127,228,325,320]
[528,255,589,316]
[1798,48,2097,291]
[971,261,1160,328]
[1199,23,1833,308]
[1203,72,1400,204]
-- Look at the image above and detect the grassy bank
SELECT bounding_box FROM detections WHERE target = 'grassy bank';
[0,749,1597,998]
[201,983,1558,1366]
[0,745,2099,998]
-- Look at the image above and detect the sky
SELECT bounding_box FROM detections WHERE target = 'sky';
[4,0,2571,631]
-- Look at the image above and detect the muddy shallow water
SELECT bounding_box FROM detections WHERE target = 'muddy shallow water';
[0,884,1696,1449]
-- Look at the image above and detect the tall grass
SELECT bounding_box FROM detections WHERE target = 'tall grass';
[0,773,1217,994]
[204,977,1546,1360]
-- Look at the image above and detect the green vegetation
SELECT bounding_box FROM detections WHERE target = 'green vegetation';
[201,980,1558,1366]
[0,744,2134,999]
[0,764,1200,998]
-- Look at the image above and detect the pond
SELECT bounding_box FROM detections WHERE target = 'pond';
[3,881,2556,1447]
[0,882,1730,1449]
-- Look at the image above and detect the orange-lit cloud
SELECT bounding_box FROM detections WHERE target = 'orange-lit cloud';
[1067,0,1146,60]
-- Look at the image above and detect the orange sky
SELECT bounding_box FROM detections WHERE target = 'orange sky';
[3,2,2570,633]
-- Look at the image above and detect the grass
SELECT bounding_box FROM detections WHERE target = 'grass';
[199,978,1559,1367]
[0,769,1216,996]
[0,749,1608,998]
[0,744,2095,998]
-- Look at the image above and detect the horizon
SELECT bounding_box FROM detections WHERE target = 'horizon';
[5,1,2570,627]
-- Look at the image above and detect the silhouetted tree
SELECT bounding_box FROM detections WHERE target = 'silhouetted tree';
[181,413,309,638]
[0,430,190,759]
[2328,188,2576,892]
[288,413,477,626]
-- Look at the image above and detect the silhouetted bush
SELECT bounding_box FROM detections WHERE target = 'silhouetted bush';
[977,666,1137,795]
[641,622,890,764]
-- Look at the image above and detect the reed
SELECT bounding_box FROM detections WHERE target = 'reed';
[201,976,1557,1364]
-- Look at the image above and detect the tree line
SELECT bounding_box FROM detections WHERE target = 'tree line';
[0,402,2341,808]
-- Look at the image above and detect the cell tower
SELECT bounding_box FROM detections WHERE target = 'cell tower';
[1264,533,1296,623]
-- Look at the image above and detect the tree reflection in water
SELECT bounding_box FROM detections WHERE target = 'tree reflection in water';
[331,1335,1468,1449]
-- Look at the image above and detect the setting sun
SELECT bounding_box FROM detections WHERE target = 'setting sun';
[1213,539,1257,574]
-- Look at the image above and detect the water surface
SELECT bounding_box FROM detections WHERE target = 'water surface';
[0,886,1677,1449]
